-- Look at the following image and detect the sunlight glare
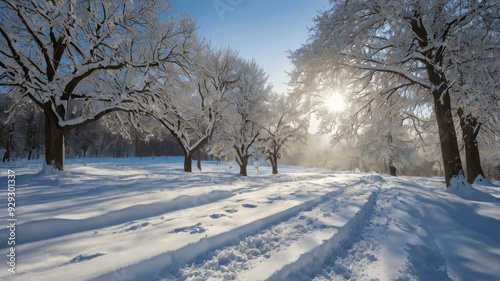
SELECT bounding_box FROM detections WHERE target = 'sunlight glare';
[324,93,346,113]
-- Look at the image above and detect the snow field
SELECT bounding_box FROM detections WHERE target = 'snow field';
[0,158,365,281]
[1,158,499,281]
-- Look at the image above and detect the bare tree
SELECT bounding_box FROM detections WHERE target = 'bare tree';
[0,0,195,170]
[210,59,271,176]
[146,46,240,172]
[261,93,308,174]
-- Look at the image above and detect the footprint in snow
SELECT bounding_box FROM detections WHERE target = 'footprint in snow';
[225,209,238,213]
[65,253,106,265]
[171,222,207,234]
[266,196,283,203]
[122,222,149,233]
[242,203,257,208]
[210,213,226,219]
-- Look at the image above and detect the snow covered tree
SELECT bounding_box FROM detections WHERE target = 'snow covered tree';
[447,12,500,183]
[318,76,429,176]
[210,59,271,176]
[337,111,420,176]
[145,46,240,172]
[261,93,308,174]
[0,0,196,170]
[290,0,498,186]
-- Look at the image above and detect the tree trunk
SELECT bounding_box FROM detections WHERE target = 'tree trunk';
[45,112,65,170]
[2,126,13,162]
[239,155,249,176]
[2,144,10,162]
[184,152,193,172]
[432,90,464,187]
[389,158,397,176]
[411,20,464,187]
[387,133,397,176]
[196,150,202,171]
[458,109,485,183]
[271,154,278,175]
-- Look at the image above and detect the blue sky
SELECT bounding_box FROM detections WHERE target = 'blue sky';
[169,0,330,93]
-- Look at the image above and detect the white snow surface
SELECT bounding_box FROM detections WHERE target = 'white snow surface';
[1,157,499,281]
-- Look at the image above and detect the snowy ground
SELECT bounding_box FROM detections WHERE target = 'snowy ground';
[0,157,499,281]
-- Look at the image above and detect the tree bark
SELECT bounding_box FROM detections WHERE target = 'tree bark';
[271,154,278,175]
[184,152,193,172]
[389,158,397,176]
[239,155,249,176]
[44,112,65,170]
[2,123,14,162]
[409,17,464,187]
[387,133,397,176]
[432,90,464,187]
[458,109,485,183]
[2,136,11,162]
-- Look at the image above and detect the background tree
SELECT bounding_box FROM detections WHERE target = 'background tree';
[261,93,308,174]
[338,76,430,176]
[146,46,240,172]
[0,89,44,161]
[209,59,271,176]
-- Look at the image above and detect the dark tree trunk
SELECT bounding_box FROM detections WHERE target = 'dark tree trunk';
[410,19,464,187]
[2,141,10,162]
[239,155,249,176]
[387,133,397,176]
[27,112,36,161]
[184,152,193,172]
[2,124,13,162]
[271,154,278,175]
[45,112,65,170]
[432,89,463,187]
[458,109,485,183]
[389,158,397,176]
[196,149,202,171]
[2,151,9,162]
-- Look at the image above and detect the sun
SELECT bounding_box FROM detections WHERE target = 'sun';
[324,92,346,113]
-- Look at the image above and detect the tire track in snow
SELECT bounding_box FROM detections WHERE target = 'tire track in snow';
[154,178,378,281]
[90,178,363,281]
[266,190,378,281]
[271,175,382,280]
[313,176,453,281]
[312,179,390,281]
